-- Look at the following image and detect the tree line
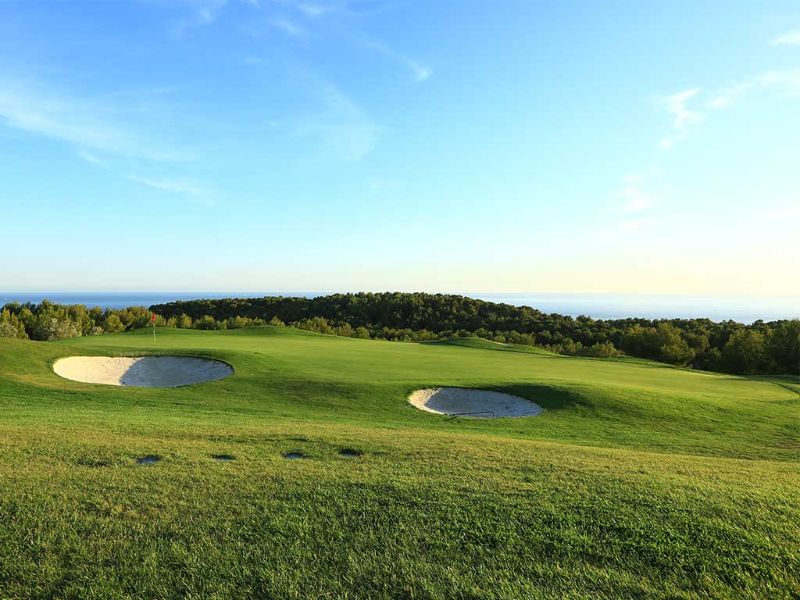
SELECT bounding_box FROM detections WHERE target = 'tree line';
[2,293,798,376]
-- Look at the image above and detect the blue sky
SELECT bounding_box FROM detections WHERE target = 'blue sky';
[1,1,798,294]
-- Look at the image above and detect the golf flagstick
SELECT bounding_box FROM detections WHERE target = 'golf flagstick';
[151,312,156,342]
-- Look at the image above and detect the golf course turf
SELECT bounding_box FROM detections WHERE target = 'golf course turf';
[0,326,798,599]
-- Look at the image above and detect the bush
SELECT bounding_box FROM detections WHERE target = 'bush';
[578,341,622,358]
[0,309,28,339]
[104,314,124,334]
[228,316,251,329]
[194,315,219,330]
[32,317,81,341]
[335,323,354,337]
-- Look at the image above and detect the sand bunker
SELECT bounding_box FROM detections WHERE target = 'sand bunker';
[53,356,233,388]
[408,387,543,418]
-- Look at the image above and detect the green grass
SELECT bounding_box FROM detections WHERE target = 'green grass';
[0,326,798,599]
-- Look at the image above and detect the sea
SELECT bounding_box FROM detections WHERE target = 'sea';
[1,292,798,324]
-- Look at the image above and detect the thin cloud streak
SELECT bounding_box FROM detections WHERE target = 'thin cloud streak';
[291,78,380,161]
[125,174,207,197]
[661,88,702,129]
[0,81,209,198]
[171,0,266,36]
[758,68,800,97]
[0,80,184,162]
[658,69,800,148]
[296,3,334,18]
[363,39,432,82]
[657,88,701,149]
[171,0,229,35]
[619,186,655,213]
[708,82,753,109]
[74,150,209,199]
[771,29,800,46]
[616,171,659,213]
[76,150,110,168]
[270,17,310,39]
[708,67,800,110]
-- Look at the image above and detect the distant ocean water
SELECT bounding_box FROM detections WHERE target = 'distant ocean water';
[1,291,798,324]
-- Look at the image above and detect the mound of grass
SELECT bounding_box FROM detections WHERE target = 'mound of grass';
[0,327,797,598]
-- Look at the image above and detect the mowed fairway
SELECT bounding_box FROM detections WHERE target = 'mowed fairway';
[0,327,798,599]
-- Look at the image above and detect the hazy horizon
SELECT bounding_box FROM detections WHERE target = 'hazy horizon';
[3,290,798,323]
[1,1,799,293]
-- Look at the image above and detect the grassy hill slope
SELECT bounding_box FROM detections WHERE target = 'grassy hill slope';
[0,327,797,598]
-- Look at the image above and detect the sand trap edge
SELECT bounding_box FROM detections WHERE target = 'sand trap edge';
[408,387,543,418]
[52,355,235,388]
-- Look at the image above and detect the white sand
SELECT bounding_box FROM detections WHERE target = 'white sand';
[53,356,233,388]
[408,387,543,418]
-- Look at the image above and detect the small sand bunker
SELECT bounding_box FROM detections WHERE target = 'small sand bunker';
[53,356,233,388]
[408,387,543,418]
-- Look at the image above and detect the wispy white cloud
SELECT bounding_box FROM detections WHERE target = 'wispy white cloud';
[172,0,264,35]
[75,149,207,198]
[661,88,702,129]
[618,186,655,213]
[707,67,800,111]
[0,81,180,161]
[195,0,227,24]
[270,17,310,39]
[296,3,334,18]
[0,79,211,198]
[758,68,800,97]
[125,174,207,196]
[707,82,754,109]
[615,170,660,213]
[662,67,800,145]
[289,72,380,161]
[171,0,230,34]
[771,29,800,46]
[76,149,110,168]
[244,56,267,65]
[363,39,432,82]
[657,88,701,149]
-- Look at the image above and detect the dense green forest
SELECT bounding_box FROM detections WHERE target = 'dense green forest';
[2,293,798,376]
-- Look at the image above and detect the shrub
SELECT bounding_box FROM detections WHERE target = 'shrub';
[32,317,81,341]
[104,314,124,334]
[578,341,622,358]
[0,309,27,339]
[194,315,219,330]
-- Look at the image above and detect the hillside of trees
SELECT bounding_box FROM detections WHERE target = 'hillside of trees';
[2,293,798,376]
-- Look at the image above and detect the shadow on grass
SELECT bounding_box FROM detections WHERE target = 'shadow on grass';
[423,338,560,357]
[486,383,590,411]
